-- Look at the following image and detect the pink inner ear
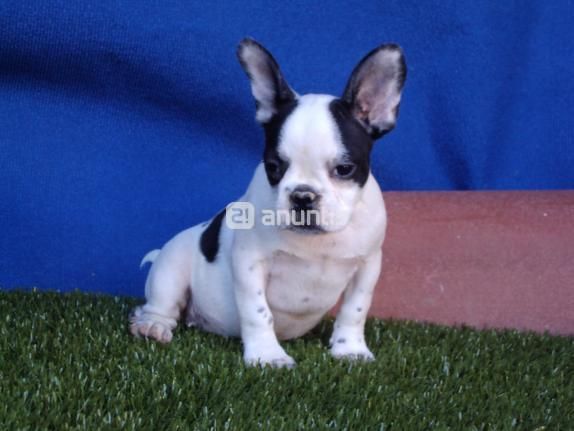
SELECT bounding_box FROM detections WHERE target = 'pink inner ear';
[352,80,376,122]
[345,46,405,135]
[361,79,401,132]
[354,99,370,123]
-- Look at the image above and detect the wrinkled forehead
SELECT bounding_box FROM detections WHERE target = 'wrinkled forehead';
[277,94,342,161]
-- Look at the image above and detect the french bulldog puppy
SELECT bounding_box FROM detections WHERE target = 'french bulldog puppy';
[130,38,406,367]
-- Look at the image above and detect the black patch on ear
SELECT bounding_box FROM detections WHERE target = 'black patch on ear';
[200,209,226,263]
[329,99,373,187]
[261,100,298,186]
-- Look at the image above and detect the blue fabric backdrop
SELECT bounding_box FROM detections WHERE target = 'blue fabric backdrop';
[1,1,573,294]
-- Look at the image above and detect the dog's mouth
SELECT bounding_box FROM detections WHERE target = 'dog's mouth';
[285,224,326,235]
[283,208,326,234]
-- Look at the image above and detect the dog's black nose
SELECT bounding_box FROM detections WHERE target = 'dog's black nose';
[290,186,319,208]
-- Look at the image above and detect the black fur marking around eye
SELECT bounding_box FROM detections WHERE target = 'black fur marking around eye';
[329,99,373,187]
[262,100,298,186]
[200,209,226,263]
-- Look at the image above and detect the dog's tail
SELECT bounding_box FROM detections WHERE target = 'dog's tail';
[140,249,161,269]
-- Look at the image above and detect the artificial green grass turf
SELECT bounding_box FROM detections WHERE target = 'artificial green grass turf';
[1,290,572,430]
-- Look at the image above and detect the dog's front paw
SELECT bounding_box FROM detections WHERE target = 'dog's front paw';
[244,345,296,368]
[330,336,375,362]
[129,306,174,344]
[244,354,296,369]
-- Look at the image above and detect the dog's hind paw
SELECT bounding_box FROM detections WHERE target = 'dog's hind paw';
[129,306,175,344]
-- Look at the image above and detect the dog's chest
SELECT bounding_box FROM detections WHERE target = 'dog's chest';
[265,251,358,338]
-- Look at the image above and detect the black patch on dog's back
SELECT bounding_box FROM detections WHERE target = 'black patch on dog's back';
[329,99,374,187]
[200,209,226,263]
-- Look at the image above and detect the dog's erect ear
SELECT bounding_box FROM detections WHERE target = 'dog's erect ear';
[237,38,297,123]
[342,44,407,139]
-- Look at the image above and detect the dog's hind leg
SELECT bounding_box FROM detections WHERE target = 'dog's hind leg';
[129,230,196,343]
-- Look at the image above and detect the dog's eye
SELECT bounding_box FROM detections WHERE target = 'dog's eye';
[333,163,356,179]
[264,159,288,185]
[265,160,280,175]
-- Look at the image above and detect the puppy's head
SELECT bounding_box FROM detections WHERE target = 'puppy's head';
[237,38,406,233]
